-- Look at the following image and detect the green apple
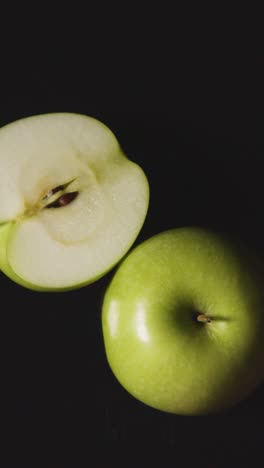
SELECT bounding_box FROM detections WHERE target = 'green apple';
[0,113,149,291]
[102,227,264,415]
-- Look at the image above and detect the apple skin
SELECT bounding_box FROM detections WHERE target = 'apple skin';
[102,227,264,415]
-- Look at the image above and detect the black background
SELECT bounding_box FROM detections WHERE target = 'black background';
[1,17,264,467]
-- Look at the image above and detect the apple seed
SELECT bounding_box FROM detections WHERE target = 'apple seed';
[42,178,76,202]
[46,191,79,208]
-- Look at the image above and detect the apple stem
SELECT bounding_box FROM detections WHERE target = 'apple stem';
[197,314,212,323]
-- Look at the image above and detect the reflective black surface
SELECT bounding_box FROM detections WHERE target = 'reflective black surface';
[1,41,264,467]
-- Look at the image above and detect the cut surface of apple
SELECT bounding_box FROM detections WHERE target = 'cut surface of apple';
[0,113,149,290]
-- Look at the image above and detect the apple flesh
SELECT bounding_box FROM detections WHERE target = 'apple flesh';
[0,113,149,291]
[102,227,264,415]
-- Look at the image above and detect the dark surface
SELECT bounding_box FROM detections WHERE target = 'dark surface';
[1,33,264,467]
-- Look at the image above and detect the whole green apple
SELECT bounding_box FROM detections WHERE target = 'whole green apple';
[102,227,264,415]
[0,113,149,291]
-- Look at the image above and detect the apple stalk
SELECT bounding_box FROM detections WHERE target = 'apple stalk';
[197,313,212,323]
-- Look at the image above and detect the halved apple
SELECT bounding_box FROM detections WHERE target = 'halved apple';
[0,113,149,291]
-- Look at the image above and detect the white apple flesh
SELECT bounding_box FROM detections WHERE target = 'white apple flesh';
[0,113,149,291]
[102,228,264,415]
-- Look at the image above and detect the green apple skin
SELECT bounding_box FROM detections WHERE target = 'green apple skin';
[102,227,264,415]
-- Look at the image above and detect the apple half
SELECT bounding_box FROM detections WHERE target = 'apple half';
[0,113,149,291]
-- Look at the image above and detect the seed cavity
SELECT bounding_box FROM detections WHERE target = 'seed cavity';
[46,191,79,208]
[41,178,79,209]
[42,185,64,201]
[42,178,76,202]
